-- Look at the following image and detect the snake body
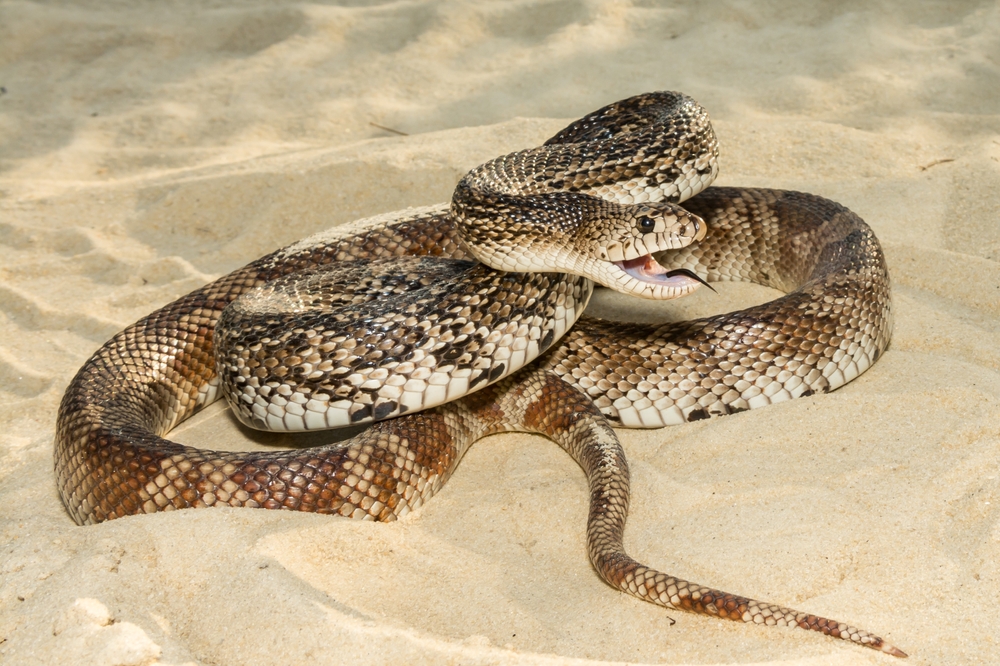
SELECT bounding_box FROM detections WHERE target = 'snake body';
[54,92,900,655]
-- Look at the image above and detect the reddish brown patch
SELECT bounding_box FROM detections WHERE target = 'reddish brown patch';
[522,377,601,435]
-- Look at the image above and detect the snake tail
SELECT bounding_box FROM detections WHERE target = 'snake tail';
[483,370,906,658]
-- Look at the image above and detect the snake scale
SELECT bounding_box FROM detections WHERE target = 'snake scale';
[54,92,902,656]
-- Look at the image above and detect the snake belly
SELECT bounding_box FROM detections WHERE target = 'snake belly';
[53,92,899,656]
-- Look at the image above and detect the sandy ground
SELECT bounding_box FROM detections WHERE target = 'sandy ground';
[2,1,999,664]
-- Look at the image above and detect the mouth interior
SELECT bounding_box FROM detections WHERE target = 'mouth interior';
[613,255,713,290]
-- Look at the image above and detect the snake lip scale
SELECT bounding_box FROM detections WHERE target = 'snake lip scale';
[54,91,903,657]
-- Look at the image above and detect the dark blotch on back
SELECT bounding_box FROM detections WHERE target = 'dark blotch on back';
[373,401,397,420]
[687,408,709,421]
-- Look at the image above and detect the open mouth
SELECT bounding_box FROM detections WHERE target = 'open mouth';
[613,255,714,290]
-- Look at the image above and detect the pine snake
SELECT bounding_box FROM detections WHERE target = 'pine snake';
[55,92,901,656]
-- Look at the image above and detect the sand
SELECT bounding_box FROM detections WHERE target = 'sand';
[1,1,999,664]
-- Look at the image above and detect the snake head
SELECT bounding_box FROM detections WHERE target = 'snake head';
[577,201,709,300]
[452,186,709,301]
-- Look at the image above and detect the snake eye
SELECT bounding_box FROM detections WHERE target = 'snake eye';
[638,216,656,232]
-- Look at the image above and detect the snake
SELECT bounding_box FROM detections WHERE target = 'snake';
[54,92,902,656]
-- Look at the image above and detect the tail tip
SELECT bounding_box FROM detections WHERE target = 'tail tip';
[880,642,908,658]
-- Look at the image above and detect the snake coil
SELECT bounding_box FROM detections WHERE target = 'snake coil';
[55,92,900,656]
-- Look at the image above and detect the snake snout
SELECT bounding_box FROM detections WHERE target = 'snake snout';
[673,209,706,245]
